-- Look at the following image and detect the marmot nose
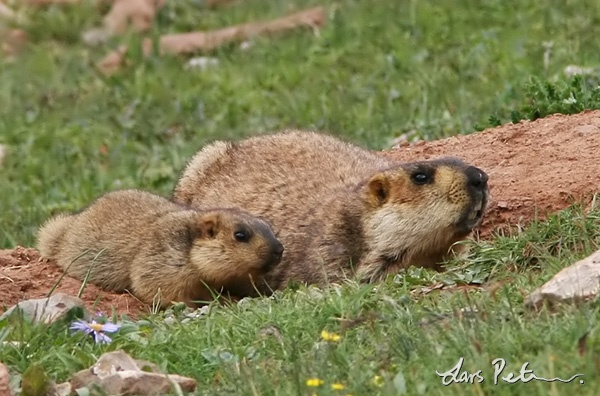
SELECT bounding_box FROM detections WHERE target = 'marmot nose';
[465,166,488,189]
[272,241,284,258]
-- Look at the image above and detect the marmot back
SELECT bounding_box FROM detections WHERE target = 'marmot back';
[173,130,489,289]
[174,131,392,226]
[37,189,284,308]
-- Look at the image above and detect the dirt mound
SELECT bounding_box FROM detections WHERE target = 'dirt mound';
[1,111,599,317]
[0,247,149,319]
[383,110,600,236]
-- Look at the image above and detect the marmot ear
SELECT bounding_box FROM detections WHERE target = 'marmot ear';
[367,173,390,206]
[199,213,219,239]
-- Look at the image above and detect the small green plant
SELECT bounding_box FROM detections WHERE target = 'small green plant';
[480,73,600,129]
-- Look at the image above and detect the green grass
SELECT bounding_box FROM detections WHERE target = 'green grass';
[2,0,600,394]
[478,74,600,130]
[2,205,600,395]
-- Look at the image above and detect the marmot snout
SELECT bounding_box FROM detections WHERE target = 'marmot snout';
[172,130,489,290]
[37,189,283,308]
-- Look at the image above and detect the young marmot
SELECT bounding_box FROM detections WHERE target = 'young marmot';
[37,189,284,308]
[172,130,488,289]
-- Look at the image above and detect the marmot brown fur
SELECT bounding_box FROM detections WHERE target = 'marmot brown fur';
[172,130,488,290]
[37,189,284,308]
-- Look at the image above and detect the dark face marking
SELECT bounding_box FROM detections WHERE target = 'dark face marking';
[233,224,252,243]
[409,167,435,185]
[455,165,489,233]
[252,221,284,270]
[399,162,437,186]
[464,165,489,190]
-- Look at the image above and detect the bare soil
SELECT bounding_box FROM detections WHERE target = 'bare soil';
[0,247,150,319]
[1,111,599,318]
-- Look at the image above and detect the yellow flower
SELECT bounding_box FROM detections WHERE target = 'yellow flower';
[306,378,325,387]
[372,375,384,387]
[331,383,345,390]
[321,330,341,342]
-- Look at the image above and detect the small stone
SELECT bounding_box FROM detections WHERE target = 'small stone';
[574,124,598,136]
[54,382,72,396]
[496,201,509,209]
[236,297,253,306]
[1,342,22,348]
[564,65,595,78]
[185,305,209,319]
[258,325,284,343]
[101,371,196,395]
[70,350,197,395]
[81,27,112,46]
[197,305,210,315]
[184,57,219,70]
[525,250,600,309]
[92,350,139,378]
[0,292,86,324]
[239,40,253,50]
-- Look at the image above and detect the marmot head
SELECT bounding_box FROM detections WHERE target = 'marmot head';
[187,209,284,289]
[357,157,488,281]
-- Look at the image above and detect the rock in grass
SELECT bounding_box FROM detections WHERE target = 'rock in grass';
[0,361,11,396]
[54,382,71,396]
[0,293,86,325]
[525,249,600,309]
[70,350,197,395]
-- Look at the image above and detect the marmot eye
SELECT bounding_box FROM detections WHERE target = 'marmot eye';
[234,230,250,242]
[411,172,429,185]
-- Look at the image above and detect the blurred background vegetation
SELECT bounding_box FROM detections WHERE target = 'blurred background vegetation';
[2,0,600,247]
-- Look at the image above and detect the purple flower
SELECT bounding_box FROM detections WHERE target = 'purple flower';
[70,319,120,344]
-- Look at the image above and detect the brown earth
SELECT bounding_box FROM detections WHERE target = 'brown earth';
[0,247,150,319]
[1,111,599,318]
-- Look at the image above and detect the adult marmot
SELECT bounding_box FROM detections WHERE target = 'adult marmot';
[173,130,488,289]
[37,189,284,307]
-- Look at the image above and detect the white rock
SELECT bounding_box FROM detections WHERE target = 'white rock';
[70,350,197,395]
[81,27,111,47]
[564,64,595,78]
[239,40,253,51]
[525,249,600,309]
[55,382,72,396]
[184,57,219,70]
[93,350,140,378]
[0,292,86,324]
